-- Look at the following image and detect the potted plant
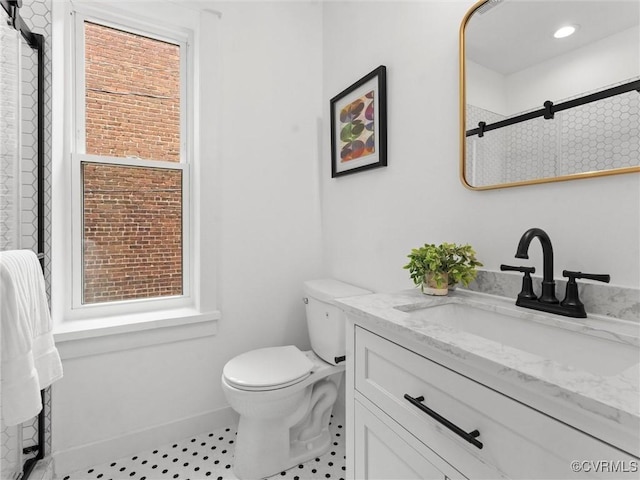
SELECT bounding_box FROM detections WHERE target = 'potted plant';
[403,242,483,296]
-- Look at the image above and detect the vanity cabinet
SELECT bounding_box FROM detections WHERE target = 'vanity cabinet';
[348,324,638,479]
[354,398,464,480]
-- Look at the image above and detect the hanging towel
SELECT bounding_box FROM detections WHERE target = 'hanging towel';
[0,250,63,426]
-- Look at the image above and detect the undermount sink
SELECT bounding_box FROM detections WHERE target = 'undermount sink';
[395,301,640,378]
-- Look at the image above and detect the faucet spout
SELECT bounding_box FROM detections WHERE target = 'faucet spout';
[514,228,558,304]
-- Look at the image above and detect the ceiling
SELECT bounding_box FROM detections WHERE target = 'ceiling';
[465,0,640,75]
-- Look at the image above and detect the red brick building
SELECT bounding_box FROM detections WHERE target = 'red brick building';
[82,22,183,304]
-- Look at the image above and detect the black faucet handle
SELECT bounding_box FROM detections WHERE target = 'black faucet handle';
[560,271,610,318]
[500,264,537,300]
[562,270,611,283]
[500,264,535,274]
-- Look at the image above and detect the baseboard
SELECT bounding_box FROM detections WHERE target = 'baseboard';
[53,406,238,477]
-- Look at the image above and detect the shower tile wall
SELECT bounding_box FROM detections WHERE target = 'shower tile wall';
[19,0,52,294]
[0,22,20,251]
[0,0,53,477]
[558,87,639,175]
[467,77,640,184]
[465,105,507,185]
[0,7,46,257]
[505,113,558,182]
[20,44,39,254]
[1,17,31,480]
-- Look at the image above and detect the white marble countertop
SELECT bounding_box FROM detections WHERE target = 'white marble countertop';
[337,288,640,456]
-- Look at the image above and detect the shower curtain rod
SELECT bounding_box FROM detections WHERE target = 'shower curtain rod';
[466,78,640,138]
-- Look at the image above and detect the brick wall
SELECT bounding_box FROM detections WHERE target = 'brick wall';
[82,22,183,304]
[84,22,181,161]
[83,164,182,303]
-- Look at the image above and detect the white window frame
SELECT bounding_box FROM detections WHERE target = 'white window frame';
[68,6,194,320]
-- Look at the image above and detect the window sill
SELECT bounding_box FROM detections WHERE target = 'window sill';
[53,309,220,360]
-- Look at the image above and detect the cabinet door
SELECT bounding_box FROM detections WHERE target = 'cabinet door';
[355,325,638,479]
[354,399,460,480]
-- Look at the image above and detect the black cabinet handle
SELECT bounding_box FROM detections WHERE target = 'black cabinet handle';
[404,394,483,449]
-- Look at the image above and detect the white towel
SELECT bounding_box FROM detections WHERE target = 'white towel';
[0,250,63,426]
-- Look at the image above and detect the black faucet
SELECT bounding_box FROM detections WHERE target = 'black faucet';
[501,228,610,318]
[514,227,558,304]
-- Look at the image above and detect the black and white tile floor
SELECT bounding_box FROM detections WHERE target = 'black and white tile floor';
[60,416,346,480]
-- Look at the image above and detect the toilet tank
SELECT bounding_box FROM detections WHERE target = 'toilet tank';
[303,279,372,365]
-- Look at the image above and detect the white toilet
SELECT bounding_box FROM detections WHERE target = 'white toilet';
[221,279,371,479]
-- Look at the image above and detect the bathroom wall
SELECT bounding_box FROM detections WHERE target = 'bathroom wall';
[321,1,640,293]
[43,0,640,474]
[466,25,639,186]
[209,0,323,402]
[467,27,639,116]
[1,1,54,476]
[465,60,506,115]
[467,81,639,184]
[51,1,324,473]
[0,5,49,257]
[465,104,506,185]
[0,22,21,251]
[507,26,639,115]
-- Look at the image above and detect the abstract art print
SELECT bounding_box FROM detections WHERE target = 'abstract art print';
[330,66,387,177]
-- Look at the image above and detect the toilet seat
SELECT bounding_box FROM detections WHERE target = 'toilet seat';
[223,345,314,391]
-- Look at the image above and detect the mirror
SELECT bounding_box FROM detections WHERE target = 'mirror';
[460,0,640,190]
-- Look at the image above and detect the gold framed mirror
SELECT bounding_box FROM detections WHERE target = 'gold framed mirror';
[460,0,640,190]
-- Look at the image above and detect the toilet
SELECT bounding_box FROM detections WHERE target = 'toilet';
[221,279,371,479]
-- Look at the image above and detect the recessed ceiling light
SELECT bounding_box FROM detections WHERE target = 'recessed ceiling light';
[554,25,578,39]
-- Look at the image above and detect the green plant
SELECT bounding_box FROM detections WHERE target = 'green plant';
[403,242,483,290]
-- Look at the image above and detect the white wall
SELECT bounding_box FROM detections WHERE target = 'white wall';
[52,1,324,473]
[50,0,640,473]
[321,1,640,293]
[507,26,640,114]
[466,60,507,115]
[148,0,324,356]
[211,0,324,393]
[467,24,639,116]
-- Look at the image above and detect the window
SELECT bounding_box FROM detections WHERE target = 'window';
[71,10,191,313]
[81,163,183,304]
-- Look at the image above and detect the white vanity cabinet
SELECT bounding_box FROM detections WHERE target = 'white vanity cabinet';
[354,398,460,480]
[346,322,639,480]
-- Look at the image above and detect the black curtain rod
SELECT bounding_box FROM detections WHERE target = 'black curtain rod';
[466,79,640,138]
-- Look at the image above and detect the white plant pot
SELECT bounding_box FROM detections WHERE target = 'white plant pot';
[422,272,449,296]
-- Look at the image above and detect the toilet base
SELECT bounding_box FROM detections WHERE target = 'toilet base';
[231,372,343,479]
[233,416,333,480]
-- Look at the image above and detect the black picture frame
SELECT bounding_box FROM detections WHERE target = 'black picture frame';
[330,65,387,178]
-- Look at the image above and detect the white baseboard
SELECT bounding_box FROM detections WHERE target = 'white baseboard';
[53,407,238,477]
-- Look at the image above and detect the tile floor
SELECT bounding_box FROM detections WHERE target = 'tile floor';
[60,416,346,480]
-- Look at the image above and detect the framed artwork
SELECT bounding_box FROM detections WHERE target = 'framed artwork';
[330,65,387,177]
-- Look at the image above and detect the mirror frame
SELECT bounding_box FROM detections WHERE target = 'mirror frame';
[459,0,640,191]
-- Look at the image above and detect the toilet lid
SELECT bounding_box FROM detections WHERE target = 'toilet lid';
[223,345,314,390]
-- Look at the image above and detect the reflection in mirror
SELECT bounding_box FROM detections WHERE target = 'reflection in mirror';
[461,0,640,190]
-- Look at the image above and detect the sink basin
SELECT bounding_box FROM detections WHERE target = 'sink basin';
[396,301,639,378]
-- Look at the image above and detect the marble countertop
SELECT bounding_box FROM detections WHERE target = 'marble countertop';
[337,288,640,456]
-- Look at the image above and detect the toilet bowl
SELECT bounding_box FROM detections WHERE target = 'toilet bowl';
[221,279,371,479]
